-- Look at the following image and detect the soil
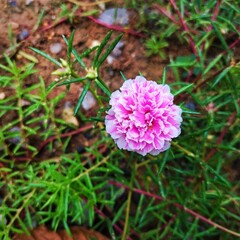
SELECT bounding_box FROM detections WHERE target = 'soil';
[0,0,189,105]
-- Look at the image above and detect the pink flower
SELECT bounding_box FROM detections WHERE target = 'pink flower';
[105,76,182,156]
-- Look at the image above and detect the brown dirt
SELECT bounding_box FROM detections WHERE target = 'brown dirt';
[0,0,189,107]
[13,224,109,240]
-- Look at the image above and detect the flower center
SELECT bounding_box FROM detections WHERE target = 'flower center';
[145,112,154,127]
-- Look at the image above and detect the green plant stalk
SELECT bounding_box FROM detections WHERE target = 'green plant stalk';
[71,155,110,183]
[4,189,36,237]
[71,70,104,109]
[122,163,136,240]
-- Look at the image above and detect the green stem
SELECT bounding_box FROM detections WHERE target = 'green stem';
[5,189,36,236]
[71,69,104,108]
[71,155,109,183]
[122,162,136,240]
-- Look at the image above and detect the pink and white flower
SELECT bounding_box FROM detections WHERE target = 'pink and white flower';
[105,76,182,156]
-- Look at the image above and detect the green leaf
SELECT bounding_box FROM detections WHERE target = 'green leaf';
[92,31,113,68]
[162,67,167,85]
[212,66,232,87]
[217,16,240,36]
[95,78,111,97]
[56,77,87,86]
[120,71,127,81]
[212,22,232,55]
[0,63,11,72]
[72,48,86,68]
[80,46,98,58]
[63,32,86,69]
[46,81,59,92]
[3,53,14,68]
[223,1,240,14]
[29,47,62,67]
[203,54,223,75]
[64,185,70,220]
[96,34,123,68]
[169,55,196,67]
[181,107,200,114]
[174,83,194,96]
[64,31,75,65]
[74,80,91,115]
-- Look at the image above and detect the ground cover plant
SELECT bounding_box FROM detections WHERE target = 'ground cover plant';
[0,0,239,239]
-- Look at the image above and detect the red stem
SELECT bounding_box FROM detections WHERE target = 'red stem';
[40,18,67,32]
[169,0,199,58]
[206,0,222,32]
[38,124,93,152]
[109,180,240,237]
[202,0,222,50]
[152,4,179,25]
[86,16,145,38]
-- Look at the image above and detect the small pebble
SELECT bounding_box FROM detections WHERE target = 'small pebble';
[8,0,17,7]
[98,2,105,11]
[107,68,114,77]
[25,0,34,5]
[77,146,85,154]
[18,29,29,41]
[111,41,124,57]
[98,8,129,26]
[20,99,31,106]
[10,21,19,30]
[81,91,96,111]
[107,40,124,64]
[50,43,62,54]
[90,40,100,48]
[107,55,115,65]
[185,102,196,111]
[0,92,6,100]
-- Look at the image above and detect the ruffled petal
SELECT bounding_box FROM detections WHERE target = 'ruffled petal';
[105,76,182,156]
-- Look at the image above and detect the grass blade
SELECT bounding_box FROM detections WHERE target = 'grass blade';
[80,46,98,58]
[212,22,232,55]
[120,71,127,81]
[95,78,111,97]
[203,54,223,75]
[63,35,86,69]
[63,31,87,69]
[29,47,62,67]
[212,66,232,87]
[96,34,123,68]
[56,77,87,86]
[174,83,194,96]
[92,31,113,68]
[74,80,91,115]
[162,67,167,84]
[62,31,75,65]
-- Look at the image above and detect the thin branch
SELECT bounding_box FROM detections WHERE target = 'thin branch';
[87,16,145,38]
[207,0,222,32]
[151,4,179,25]
[169,0,198,58]
[109,180,240,238]
[38,124,93,152]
